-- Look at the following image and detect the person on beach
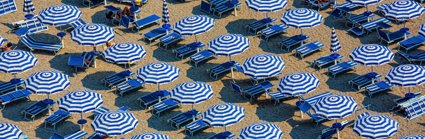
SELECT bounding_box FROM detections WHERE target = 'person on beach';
[1,42,13,52]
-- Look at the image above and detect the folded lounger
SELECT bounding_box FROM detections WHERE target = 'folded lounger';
[246,17,276,33]
[266,92,292,105]
[231,81,273,101]
[184,119,210,136]
[144,27,172,44]
[311,53,344,70]
[151,98,180,117]
[138,90,170,109]
[349,17,391,36]
[44,109,71,129]
[50,130,88,139]
[208,60,238,80]
[378,29,409,45]
[0,78,25,95]
[23,99,53,121]
[327,61,358,78]
[189,50,215,67]
[168,109,200,129]
[159,32,184,48]
[174,42,205,59]
[398,51,425,65]
[133,14,161,31]
[348,72,381,90]
[103,70,134,87]
[258,24,288,41]
[363,81,393,97]
[402,96,425,120]
[280,34,309,51]
[0,89,32,109]
[398,35,425,52]
[114,78,144,96]
[208,131,235,139]
[294,41,324,59]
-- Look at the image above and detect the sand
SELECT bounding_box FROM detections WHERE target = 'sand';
[0,0,424,138]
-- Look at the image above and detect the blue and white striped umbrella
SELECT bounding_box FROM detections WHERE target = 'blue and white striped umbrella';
[131,132,170,139]
[92,111,139,136]
[241,54,285,80]
[58,90,103,114]
[174,15,214,36]
[162,0,169,25]
[239,122,283,139]
[245,0,288,12]
[313,95,358,119]
[25,70,70,96]
[382,0,425,22]
[23,0,35,14]
[0,123,23,139]
[347,0,381,7]
[386,64,425,87]
[400,135,425,139]
[0,50,38,74]
[354,114,398,138]
[0,36,7,46]
[420,23,425,37]
[349,44,394,66]
[330,27,341,53]
[102,42,147,64]
[203,103,245,128]
[71,24,115,46]
[208,34,250,57]
[171,82,213,105]
[38,4,82,26]
[137,62,180,86]
[281,8,323,30]
[278,72,320,96]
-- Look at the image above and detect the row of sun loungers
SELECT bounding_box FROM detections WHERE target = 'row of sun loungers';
[349,17,391,36]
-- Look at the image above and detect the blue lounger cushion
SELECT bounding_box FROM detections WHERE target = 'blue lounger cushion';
[185,119,210,136]
[45,109,70,128]
[139,90,170,108]
[328,61,358,78]
[294,41,324,59]
[115,78,144,95]
[174,42,205,58]
[189,50,215,67]
[152,98,180,116]
[168,109,199,129]
[23,99,53,120]
[399,35,425,51]
[159,32,183,48]
[364,81,393,97]
[259,24,287,41]
[0,78,25,94]
[134,14,161,29]
[246,17,276,33]
[144,27,171,43]
[209,61,238,79]
[104,70,134,87]
[280,34,309,51]
[349,72,381,90]
[312,53,344,69]
[0,89,32,108]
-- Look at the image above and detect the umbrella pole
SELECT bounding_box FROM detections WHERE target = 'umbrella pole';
[47,94,51,116]
[194,34,197,42]
[230,56,234,80]
[157,83,160,91]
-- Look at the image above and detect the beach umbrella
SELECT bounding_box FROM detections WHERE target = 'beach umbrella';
[0,123,24,139]
[71,24,115,48]
[278,72,320,97]
[208,34,250,60]
[174,15,214,41]
[0,36,7,46]
[162,0,170,25]
[349,44,394,71]
[239,122,283,139]
[385,64,425,92]
[281,8,323,34]
[58,90,103,119]
[203,103,245,131]
[38,4,82,26]
[353,114,398,138]
[400,135,425,139]
[171,82,213,108]
[25,70,70,98]
[420,23,425,37]
[131,132,170,139]
[382,0,425,24]
[137,62,180,90]
[347,0,381,11]
[241,54,285,80]
[92,111,139,137]
[245,0,288,17]
[23,0,35,14]
[330,27,341,53]
[102,42,147,66]
[313,95,358,119]
[0,50,38,77]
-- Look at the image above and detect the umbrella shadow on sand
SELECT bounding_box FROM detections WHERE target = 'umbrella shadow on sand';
[218,79,257,103]
[113,90,149,111]
[225,19,257,36]
[35,121,80,139]
[361,92,401,113]
[1,100,37,122]
[325,72,360,92]
[81,71,116,90]
[49,53,81,76]
[255,101,297,122]
[152,47,183,62]
[287,118,329,139]
[186,63,220,83]
[146,109,183,131]
[258,37,289,54]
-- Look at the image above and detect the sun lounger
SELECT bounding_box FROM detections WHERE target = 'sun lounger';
[168,109,200,129]
[68,52,97,72]
[189,50,215,67]
[174,42,205,59]
[301,92,333,106]
[280,34,309,51]
[363,81,393,97]
[83,0,104,8]
[345,11,374,27]
[44,109,70,129]
[133,14,161,31]
[399,96,425,120]
[113,78,144,96]
[184,119,210,136]
[144,27,172,44]
[327,61,358,78]
[208,60,238,80]
[214,0,240,18]
[312,53,343,70]
[159,32,184,48]
[258,24,288,41]
[317,127,337,139]
[50,130,88,139]
[138,90,170,109]
[151,98,180,117]
[87,133,104,139]
[23,99,53,120]
[0,78,25,95]
[348,72,381,90]
[398,52,425,65]
[103,70,134,87]
[0,89,31,109]
[12,17,48,35]
[66,18,86,31]
[0,0,16,16]
[231,81,273,101]
[296,100,327,125]
[308,0,334,10]
[330,8,346,19]
[294,41,324,59]
[208,131,235,139]
[246,17,276,33]
[393,92,421,104]
[200,1,213,13]
[349,18,391,36]
[92,106,129,116]
[266,92,291,105]
[377,4,389,15]
[334,2,361,11]
[17,28,63,54]
[378,29,409,45]
[398,35,425,52]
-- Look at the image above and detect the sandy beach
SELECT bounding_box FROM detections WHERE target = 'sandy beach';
[0,0,424,138]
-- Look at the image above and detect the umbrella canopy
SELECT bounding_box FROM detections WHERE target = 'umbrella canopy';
[278,72,320,96]
[203,103,245,127]
[353,114,398,138]
[71,24,115,46]
[281,8,323,29]
[58,90,103,114]
[241,54,285,80]
[239,122,283,139]
[386,64,425,87]
[0,36,7,46]
[131,132,170,139]
[137,62,180,85]
[25,70,70,95]
[208,34,250,58]
[91,111,139,136]
[38,4,82,26]
[174,15,214,35]
[330,27,341,53]
[313,95,358,119]
[347,0,381,8]
[102,42,147,64]
[349,44,394,66]
[382,0,425,22]
[162,0,169,25]
[420,23,425,37]
[400,135,425,139]
[171,82,213,105]
[0,50,38,74]
[245,0,288,12]
[23,0,35,14]
[0,123,24,139]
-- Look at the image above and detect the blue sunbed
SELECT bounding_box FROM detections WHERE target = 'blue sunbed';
[349,18,391,36]
[363,81,393,97]
[133,14,161,31]
[189,50,215,67]
[312,53,344,70]
[348,72,382,90]
[294,41,324,59]
[114,78,144,96]
[208,131,235,139]
[231,81,273,101]
[258,24,288,41]
[174,42,205,59]
[168,109,199,129]
[0,0,16,16]
[159,32,184,48]
[185,119,210,136]
[392,92,421,107]
[0,89,32,109]
[328,61,358,78]
[0,78,25,95]
[398,35,425,52]
[266,92,291,105]
[403,96,425,120]
[144,27,172,44]
[246,17,276,33]
[345,11,374,27]
[398,51,425,65]
[17,28,63,54]
[23,99,53,120]
[215,0,240,18]
[378,29,409,44]
[103,70,135,87]
[45,109,70,129]
[67,18,86,30]
[50,130,88,139]
[280,34,309,51]
[296,101,327,125]
[13,16,48,35]
[138,90,170,109]
[209,60,238,80]
[151,98,180,117]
